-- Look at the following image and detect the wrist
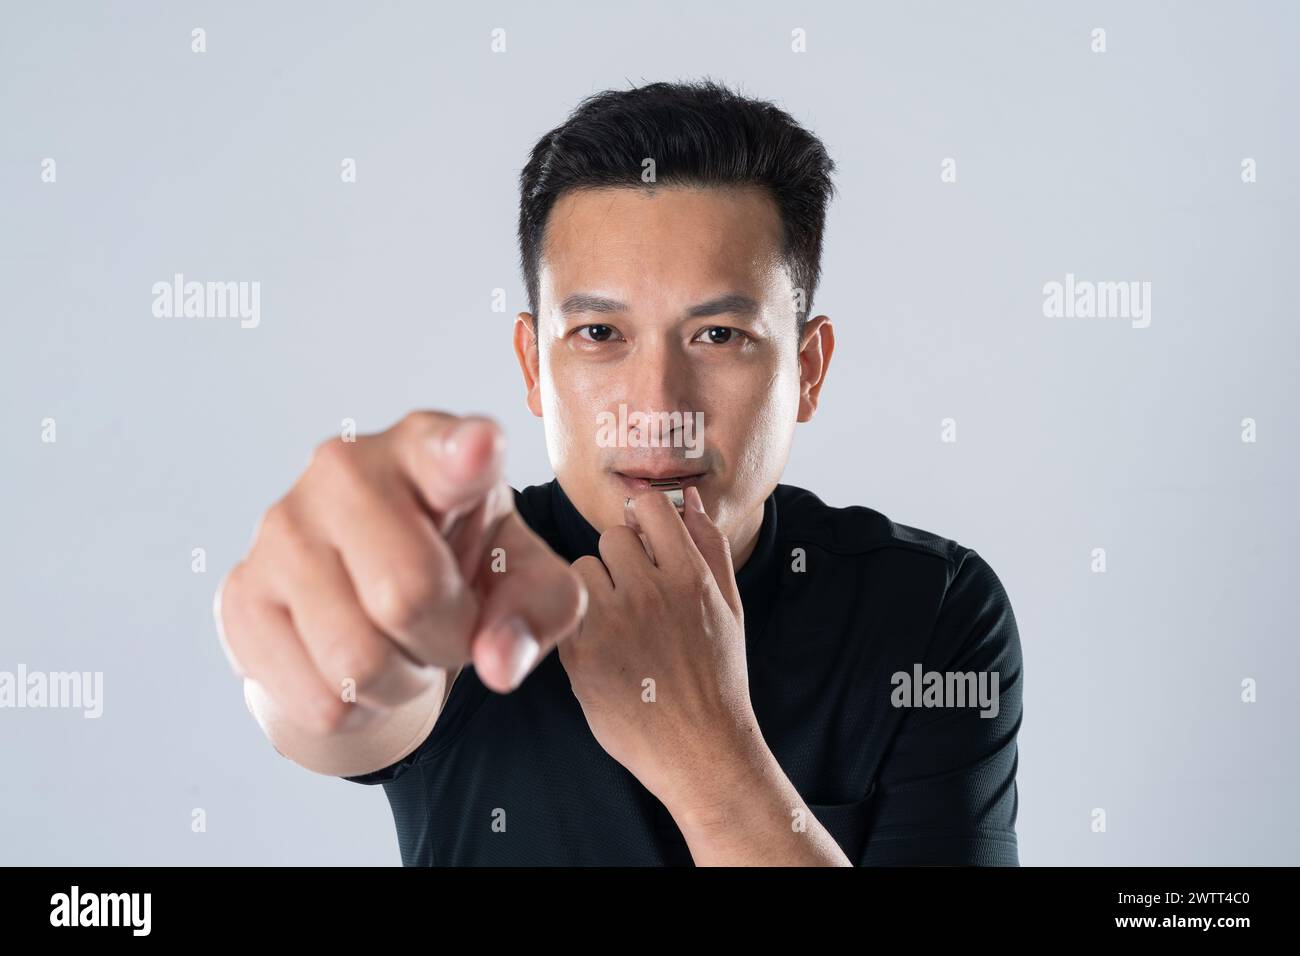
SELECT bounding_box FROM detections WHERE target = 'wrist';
[666,721,781,833]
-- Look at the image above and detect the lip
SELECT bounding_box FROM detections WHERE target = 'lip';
[613,471,706,493]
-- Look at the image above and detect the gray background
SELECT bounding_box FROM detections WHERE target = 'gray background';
[1,0,1296,865]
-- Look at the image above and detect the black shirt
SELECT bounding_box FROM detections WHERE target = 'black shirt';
[344,478,1023,866]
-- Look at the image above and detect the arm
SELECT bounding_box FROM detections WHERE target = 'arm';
[561,487,850,865]
[672,743,851,866]
[213,412,586,781]
[676,549,1021,866]
[243,666,459,779]
[861,550,1022,866]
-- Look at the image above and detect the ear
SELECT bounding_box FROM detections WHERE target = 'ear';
[513,313,543,417]
[796,315,835,423]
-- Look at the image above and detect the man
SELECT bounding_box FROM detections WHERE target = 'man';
[214,79,1022,866]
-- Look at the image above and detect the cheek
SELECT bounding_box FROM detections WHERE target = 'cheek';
[720,357,800,442]
[539,350,608,471]
[736,393,792,473]
[724,363,800,491]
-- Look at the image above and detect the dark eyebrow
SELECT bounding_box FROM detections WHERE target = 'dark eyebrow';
[559,292,761,319]
[685,293,761,319]
[559,293,627,315]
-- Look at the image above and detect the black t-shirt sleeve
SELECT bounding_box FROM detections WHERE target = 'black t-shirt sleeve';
[339,667,489,786]
[860,549,1023,865]
[341,485,533,789]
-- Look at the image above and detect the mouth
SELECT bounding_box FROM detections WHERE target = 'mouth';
[612,470,707,493]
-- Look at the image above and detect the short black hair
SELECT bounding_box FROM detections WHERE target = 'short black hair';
[517,78,836,342]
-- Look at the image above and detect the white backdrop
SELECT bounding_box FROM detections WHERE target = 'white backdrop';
[1,0,1296,864]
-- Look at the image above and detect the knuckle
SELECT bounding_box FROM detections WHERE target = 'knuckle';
[214,566,254,673]
[555,567,588,626]
[485,477,515,518]
[304,694,350,736]
[363,564,455,636]
[215,562,248,622]
[398,409,442,430]
[308,436,364,487]
[597,526,645,567]
[571,555,603,579]
[216,561,250,617]
[395,409,449,444]
[597,526,632,552]
[321,639,390,693]
[688,577,713,608]
[473,415,506,448]
[257,499,298,546]
[256,500,321,576]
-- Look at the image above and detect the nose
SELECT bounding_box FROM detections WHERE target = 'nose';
[621,336,696,446]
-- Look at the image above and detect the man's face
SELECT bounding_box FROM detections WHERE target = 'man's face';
[514,184,830,553]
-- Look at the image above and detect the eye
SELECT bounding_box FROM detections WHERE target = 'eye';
[694,326,740,345]
[576,324,619,343]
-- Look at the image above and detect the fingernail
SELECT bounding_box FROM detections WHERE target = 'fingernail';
[687,485,706,513]
[488,616,541,689]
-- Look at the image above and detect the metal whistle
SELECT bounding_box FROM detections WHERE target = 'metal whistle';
[625,478,686,511]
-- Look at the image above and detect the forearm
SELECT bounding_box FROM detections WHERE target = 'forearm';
[669,745,853,866]
[244,671,452,778]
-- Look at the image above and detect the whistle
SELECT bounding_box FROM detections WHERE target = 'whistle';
[625,479,686,511]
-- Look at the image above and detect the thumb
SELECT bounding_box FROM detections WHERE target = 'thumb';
[681,485,742,618]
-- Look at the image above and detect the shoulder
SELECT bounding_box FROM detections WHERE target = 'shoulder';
[774,483,1020,665]
[511,480,550,514]
[774,482,965,571]
[511,481,555,536]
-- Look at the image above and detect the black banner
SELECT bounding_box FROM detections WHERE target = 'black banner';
[0,866,1285,940]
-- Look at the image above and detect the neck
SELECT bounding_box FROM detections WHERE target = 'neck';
[727,497,767,572]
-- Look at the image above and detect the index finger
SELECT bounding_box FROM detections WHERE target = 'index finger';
[624,488,702,572]
[386,412,506,520]
[470,511,588,692]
